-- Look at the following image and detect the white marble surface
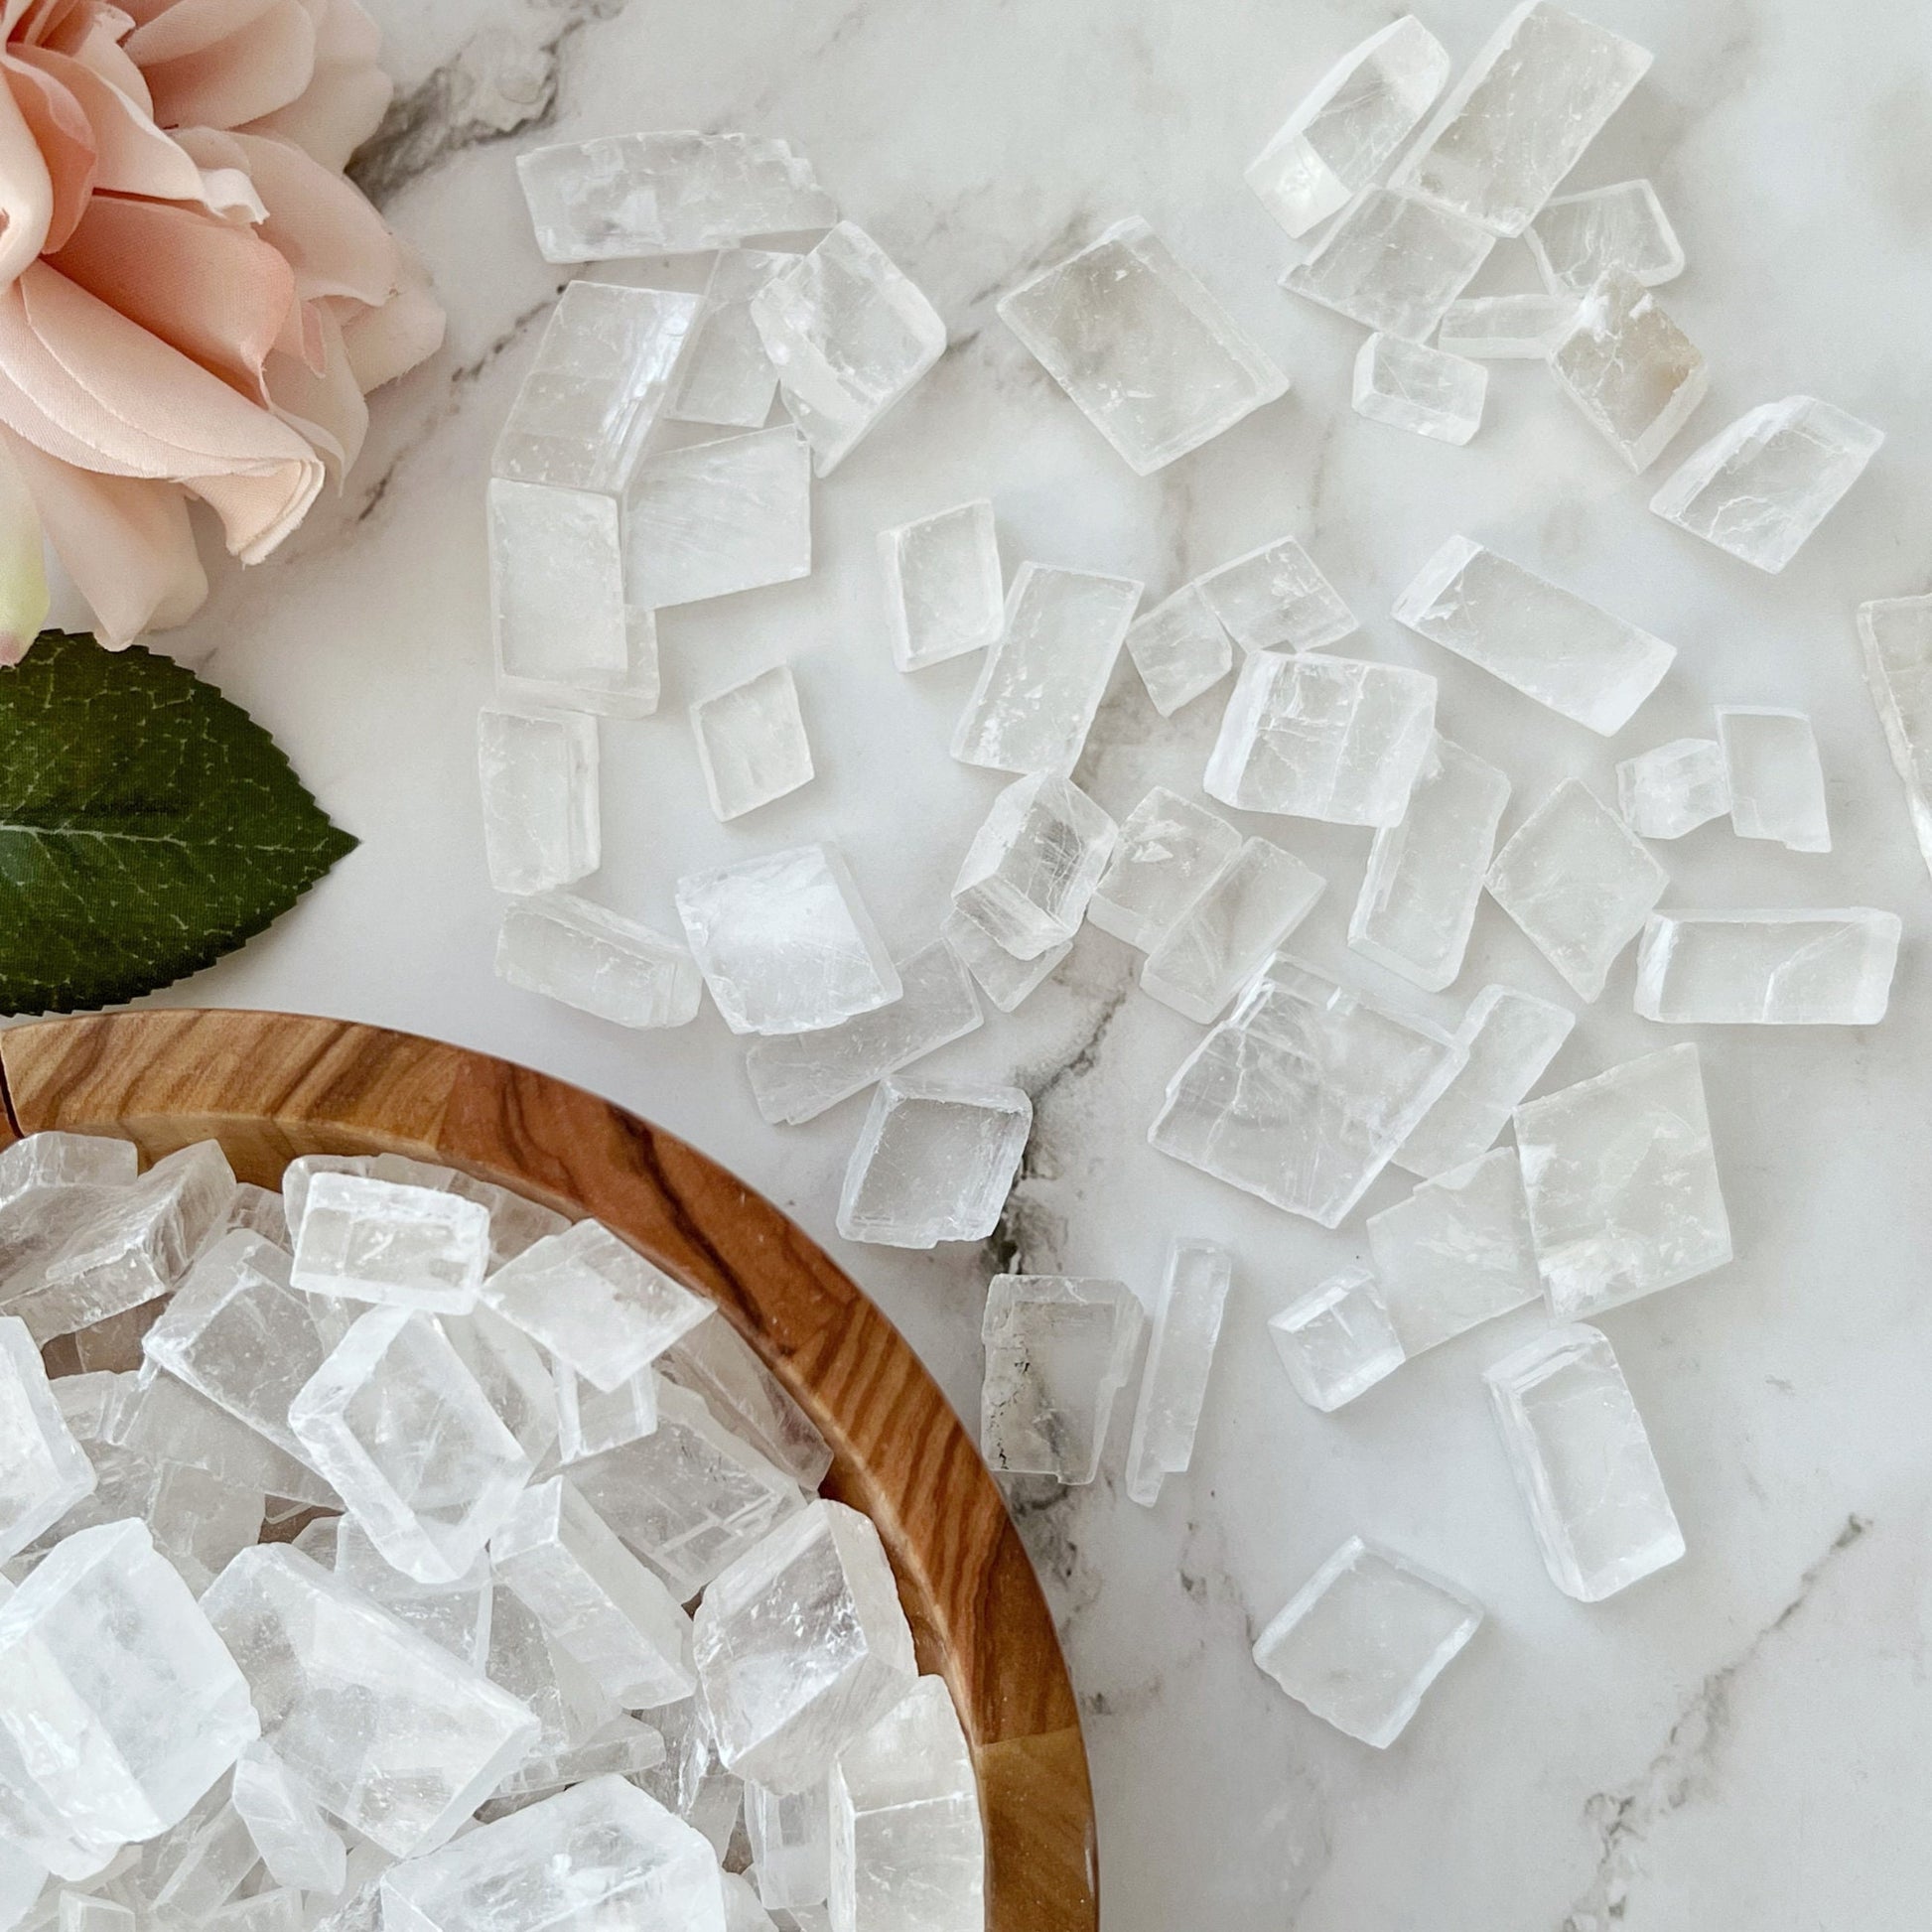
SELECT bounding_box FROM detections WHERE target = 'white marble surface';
[85,0,1932,1923]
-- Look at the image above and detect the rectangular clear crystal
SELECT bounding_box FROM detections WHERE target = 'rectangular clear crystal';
[1086,787,1242,952]
[0,1315,93,1564]
[1634,909,1899,1025]
[836,1079,1032,1248]
[496,891,704,1029]
[1280,188,1494,341]
[1616,737,1729,838]
[939,905,1069,1014]
[1436,291,1577,357]
[1140,838,1325,1023]
[1549,271,1707,473]
[1268,1266,1405,1412]
[748,1778,830,1909]
[879,501,1004,672]
[1124,1239,1232,1506]
[231,1741,345,1896]
[1717,706,1831,853]
[657,1315,832,1490]
[1196,534,1355,653]
[290,1173,488,1314]
[671,249,790,430]
[691,664,815,821]
[333,1517,493,1670]
[1351,334,1486,444]
[1124,584,1232,718]
[553,1359,658,1462]
[477,708,599,897]
[951,772,1117,958]
[1527,179,1683,294]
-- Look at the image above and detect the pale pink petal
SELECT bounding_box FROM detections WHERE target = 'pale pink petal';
[335,241,440,391]
[0,46,54,282]
[4,54,94,249]
[239,0,384,171]
[0,426,50,661]
[140,0,315,130]
[224,127,396,304]
[264,297,362,474]
[121,0,279,66]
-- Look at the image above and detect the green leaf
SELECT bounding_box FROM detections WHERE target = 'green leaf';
[0,630,355,1016]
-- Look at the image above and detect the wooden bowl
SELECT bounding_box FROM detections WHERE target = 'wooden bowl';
[0,1008,1096,1932]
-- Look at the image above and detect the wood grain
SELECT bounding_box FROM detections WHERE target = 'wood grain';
[0,1008,1096,1931]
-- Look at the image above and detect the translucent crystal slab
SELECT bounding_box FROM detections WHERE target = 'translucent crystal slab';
[950,564,1143,774]
[496,890,703,1029]
[145,1463,262,1593]
[1393,536,1673,734]
[554,1359,657,1463]
[1634,909,1899,1025]
[1391,1,1653,236]
[440,1304,561,1465]
[333,1518,492,1669]
[673,249,791,430]
[746,940,982,1125]
[1253,1536,1480,1746]
[278,1155,371,1245]
[951,771,1117,958]
[938,906,1069,1014]
[750,222,946,475]
[676,844,900,1035]
[1196,534,1355,653]
[483,1218,710,1393]
[1717,706,1831,852]
[1527,180,1682,294]
[1124,1238,1232,1506]
[112,1364,336,1508]
[1124,584,1232,718]
[1152,956,1465,1226]
[1352,334,1485,444]
[1141,838,1325,1023]
[231,1742,345,1896]
[477,707,599,897]
[1485,1322,1683,1599]
[879,500,1004,672]
[836,1078,1032,1249]
[1437,291,1576,357]
[1485,781,1667,1000]
[485,1586,617,1761]
[657,1315,833,1490]
[1516,1042,1729,1318]
[1087,787,1242,952]
[208,1891,302,1932]
[516,131,835,260]
[1549,271,1707,473]
[1280,188,1494,342]
[1245,15,1451,236]
[980,1275,1145,1483]
[290,1173,488,1314]
[0,1315,93,1564]
[447,1176,570,1273]
[1857,594,1932,882]
[1616,737,1728,839]
[143,1803,255,1922]
[489,1711,667,1805]
[1651,397,1883,574]
[748,1779,830,1909]
[1268,1265,1405,1412]
[997,216,1288,475]
[224,1183,288,1245]
[691,665,815,821]
[1349,735,1509,992]
[0,1132,135,1210]
[1204,651,1437,827]
[623,425,812,610]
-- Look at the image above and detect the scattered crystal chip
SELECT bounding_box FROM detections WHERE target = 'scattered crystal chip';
[1857,594,1932,883]
[231,1742,345,1896]
[1196,534,1355,653]
[1717,706,1831,852]
[1086,787,1242,952]
[290,1173,488,1314]
[1280,188,1494,342]
[496,891,704,1029]
[1616,738,1729,839]
[1634,909,1899,1025]
[836,1078,1032,1249]
[1124,584,1233,718]
[1351,334,1486,444]
[1124,1239,1232,1507]
[1527,180,1683,295]
[0,1315,94,1565]
[1141,838,1325,1024]
[478,707,599,897]
[673,249,791,430]
[1549,271,1707,473]
[692,665,816,821]
[1436,292,1577,357]
[1268,1266,1405,1412]
[939,906,1069,1014]
[879,501,1004,672]
[951,772,1117,959]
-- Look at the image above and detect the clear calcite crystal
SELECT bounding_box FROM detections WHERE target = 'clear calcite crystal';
[1717,706,1832,852]
[1484,1323,1684,1600]
[0,1132,135,1210]
[879,501,1004,672]
[144,1802,256,1922]
[1204,651,1438,828]
[1366,1150,1540,1355]
[441,1305,561,1466]
[225,1182,289,1245]
[1391,1,1653,236]
[1351,334,1486,444]
[478,707,599,897]
[1616,737,1729,839]
[1245,15,1451,237]
[209,1893,303,1932]
[676,845,901,1035]
[1141,838,1325,1024]
[829,1678,984,1932]
[673,249,791,429]
[1528,180,1683,294]
[997,216,1288,475]
[1652,397,1884,573]
[1549,271,1708,473]
[746,940,982,1126]
[1349,735,1509,992]
[748,1779,830,1909]
[951,564,1143,774]
[279,1154,371,1243]
[836,1078,1032,1249]
[1268,1266,1405,1412]
[694,1500,916,1794]
[951,771,1117,958]
[660,1316,833,1490]
[1437,291,1577,357]
[1280,188,1494,342]
[1485,781,1668,1001]
[691,665,816,821]
[291,1173,488,1314]
[1087,787,1242,952]
[334,1518,493,1669]
[112,1362,336,1508]
[554,1361,658,1463]
[981,1276,1145,1484]
[1634,909,1900,1026]
[145,1463,263,1592]
[516,131,835,261]
[1152,957,1466,1227]
[496,891,704,1030]
[938,906,1069,1014]
[1196,535,1356,654]
[0,1315,93,1564]
[1393,537,1674,734]
[486,1585,617,1761]
[1125,584,1233,718]
[750,222,947,475]
[1252,1536,1481,1747]
[1857,595,1932,882]
[1516,1042,1730,1318]
[231,1742,345,1895]
[623,425,812,609]
[1124,1239,1232,1507]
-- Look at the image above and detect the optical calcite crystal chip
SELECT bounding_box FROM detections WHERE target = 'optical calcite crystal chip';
[951,564,1143,775]
[836,1078,1032,1249]
[1087,788,1243,952]
[144,1800,256,1922]
[1549,272,1707,473]
[1634,909,1899,1026]
[554,1361,658,1464]
[1141,838,1325,1023]
[750,222,946,476]
[517,131,834,261]
[1280,188,1494,342]
[746,940,982,1126]
[1350,735,1509,992]
[1124,1239,1232,1507]
[658,1317,833,1491]
[879,501,1004,672]
[1268,1266,1405,1412]
[690,674,816,831]
[1125,585,1233,718]
[208,1891,303,1932]
[478,707,599,897]
[290,1174,488,1314]
[1352,334,1486,444]
[1204,651,1437,828]
[938,907,1069,1014]
[145,1462,264,1593]
[997,216,1288,475]
[1196,535,1356,654]
[981,1276,1146,1484]
[112,1363,336,1508]
[1616,738,1729,839]
[1858,595,1932,883]
[1245,15,1451,237]
[1253,1536,1480,1746]
[1528,179,1682,294]
[0,1316,93,1564]
[496,891,704,1030]
[676,844,901,1035]
[1486,781,1668,1001]
[1437,291,1577,357]
[1394,537,1674,735]
[0,1131,137,1260]
[333,1518,493,1670]
[1717,707,1831,852]
[1484,1323,1683,1600]
[624,424,812,610]
[230,1742,345,1895]
[440,1304,562,1469]
[951,772,1117,959]
[673,249,791,429]
[486,1585,617,1761]
[748,1779,830,1909]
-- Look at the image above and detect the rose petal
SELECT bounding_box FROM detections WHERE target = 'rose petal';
[265,297,363,475]
[0,426,50,661]
[4,53,95,251]
[140,0,316,130]
[222,127,397,305]
[121,0,281,67]
[0,44,54,283]
[239,0,385,171]
[335,239,440,391]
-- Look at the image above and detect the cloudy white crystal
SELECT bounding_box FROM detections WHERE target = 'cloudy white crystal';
[478,707,599,897]
[673,249,791,430]
[230,1742,345,1896]
[879,501,1005,672]
[1634,909,1899,1025]
[1351,334,1486,444]
[836,1078,1032,1249]
[496,891,704,1030]
[692,665,816,821]
[1717,706,1831,853]
[1616,737,1729,839]
[1280,188,1494,342]
[0,1315,93,1565]
[1124,585,1233,718]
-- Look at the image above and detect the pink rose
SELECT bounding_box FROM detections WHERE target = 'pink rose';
[0,0,445,657]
